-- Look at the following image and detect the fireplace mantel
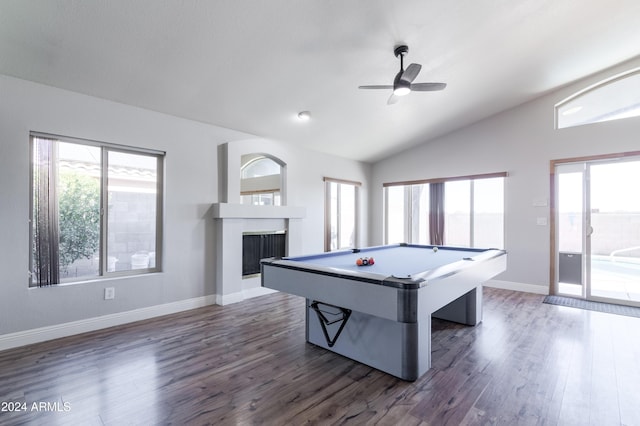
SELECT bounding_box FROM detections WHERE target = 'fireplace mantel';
[212,203,306,220]
[213,202,306,305]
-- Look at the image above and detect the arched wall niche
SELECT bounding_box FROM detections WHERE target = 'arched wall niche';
[219,139,289,205]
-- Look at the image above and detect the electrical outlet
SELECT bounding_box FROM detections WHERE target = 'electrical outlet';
[104,287,115,300]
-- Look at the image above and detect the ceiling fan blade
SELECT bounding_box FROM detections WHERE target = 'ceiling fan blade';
[400,63,422,84]
[410,82,447,91]
[359,85,394,90]
[387,93,400,105]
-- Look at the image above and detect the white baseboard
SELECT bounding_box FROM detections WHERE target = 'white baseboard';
[485,279,549,295]
[216,287,277,305]
[0,295,217,352]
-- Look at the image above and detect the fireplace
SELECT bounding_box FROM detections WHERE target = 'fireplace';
[212,203,305,305]
[242,231,286,276]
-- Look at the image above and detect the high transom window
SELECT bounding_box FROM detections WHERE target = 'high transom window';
[556,67,640,129]
[30,133,164,286]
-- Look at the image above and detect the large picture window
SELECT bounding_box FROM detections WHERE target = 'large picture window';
[30,133,164,286]
[384,173,505,249]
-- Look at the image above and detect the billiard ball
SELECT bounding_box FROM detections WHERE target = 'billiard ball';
[356,258,363,266]
[362,257,369,266]
[433,246,438,252]
[368,257,375,265]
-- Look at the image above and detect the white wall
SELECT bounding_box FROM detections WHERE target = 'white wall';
[370,57,640,293]
[0,74,369,346]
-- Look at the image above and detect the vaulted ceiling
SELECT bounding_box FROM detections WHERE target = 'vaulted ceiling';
[1,1,640,162]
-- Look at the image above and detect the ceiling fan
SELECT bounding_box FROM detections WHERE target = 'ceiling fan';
[358,45,446,105]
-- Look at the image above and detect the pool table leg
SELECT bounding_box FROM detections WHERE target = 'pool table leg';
[417,314,432,376]
[432,285,483,326]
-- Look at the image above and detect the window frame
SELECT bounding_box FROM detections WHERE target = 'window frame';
[383,172,506,248]
[324,177,361,252]
[29,132,165,286]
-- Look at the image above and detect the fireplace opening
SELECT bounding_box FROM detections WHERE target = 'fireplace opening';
[242,231,286,276]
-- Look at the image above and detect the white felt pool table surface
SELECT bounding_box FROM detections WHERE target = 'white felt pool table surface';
[283,244,494,278]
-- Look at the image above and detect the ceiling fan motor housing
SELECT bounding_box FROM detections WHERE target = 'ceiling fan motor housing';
[394,45,409,58]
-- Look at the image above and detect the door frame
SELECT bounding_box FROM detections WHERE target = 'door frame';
[550,149,640,296]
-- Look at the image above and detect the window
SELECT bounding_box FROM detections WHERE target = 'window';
[556,67,640,129]
[30,133,164,286]
[444,180,471,246]
[385,185,406,244]
[240,155,282,206]
[324,178,360,251]
[473,177,504,248]
[385,184,430,245]
[384,173,505,249]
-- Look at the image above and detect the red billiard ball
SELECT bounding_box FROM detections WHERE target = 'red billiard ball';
[368,257,375,265]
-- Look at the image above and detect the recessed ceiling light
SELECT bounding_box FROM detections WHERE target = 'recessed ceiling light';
[297,111,311,121]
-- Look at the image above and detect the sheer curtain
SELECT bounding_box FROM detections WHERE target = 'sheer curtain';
[32,136,60,286]
[429,182,445,246]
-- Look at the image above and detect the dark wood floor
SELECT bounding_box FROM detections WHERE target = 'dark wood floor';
[1,287,639,425]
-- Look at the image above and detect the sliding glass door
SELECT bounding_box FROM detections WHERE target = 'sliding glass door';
[588,160,640,303]
[554,156,640,306]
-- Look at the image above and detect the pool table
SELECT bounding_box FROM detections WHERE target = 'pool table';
[261,243,507,381]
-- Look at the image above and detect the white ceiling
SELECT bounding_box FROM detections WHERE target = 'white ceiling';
[1,1,640,163]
